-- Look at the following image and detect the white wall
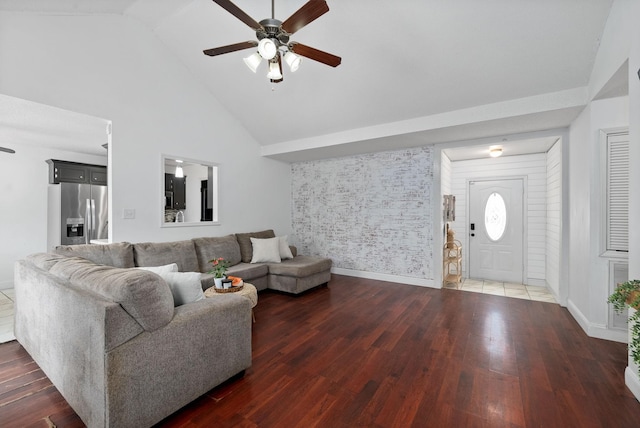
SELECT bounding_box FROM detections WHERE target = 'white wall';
[441,153,452,196]
[567,96,629,340]
[545,139,562,297]
[577,0,640,397]
[0,145,106,289]
[628,0,640,395]
[291,147,434,286]
[449,153,548,285]
[0,11,291,287]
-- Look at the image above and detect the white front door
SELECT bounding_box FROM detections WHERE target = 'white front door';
[468,179,524,283]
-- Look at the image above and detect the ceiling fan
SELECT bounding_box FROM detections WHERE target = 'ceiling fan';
[203,0,341,83]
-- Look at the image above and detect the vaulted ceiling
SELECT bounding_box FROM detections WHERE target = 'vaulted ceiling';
[0,0,616,161]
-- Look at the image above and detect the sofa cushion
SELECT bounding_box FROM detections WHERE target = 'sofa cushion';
[135,263,179,275]
[134,240,199,272]
[137,265,203,306]
[267,255,332,278]
[54,242,135,268]
[226,262,269,281]
[278,236,294,260]
[235,229,275,263]
[44,255,174,331]
[192,235,242,272]
[160,272,205,306]
[200,261,269,290]
[250,237,281,263]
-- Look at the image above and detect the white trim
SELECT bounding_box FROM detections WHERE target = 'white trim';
[433,148,444,289]
[526,278,546,287]
[160,154,220,228]
[331,267,437,288]
[567,298,628,343]
[625,367,640,402]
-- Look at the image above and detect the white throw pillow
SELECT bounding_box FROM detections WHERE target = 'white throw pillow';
[135,263,179,275]
[158,272,205,306]
[250,237,281,263]
[278,235,294,260]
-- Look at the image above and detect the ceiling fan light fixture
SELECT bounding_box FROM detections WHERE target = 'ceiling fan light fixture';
[243,52,262,73]
[267,60,283,80]
[258,38,277,60]
[489,147,503,158]
[284,51,301,72]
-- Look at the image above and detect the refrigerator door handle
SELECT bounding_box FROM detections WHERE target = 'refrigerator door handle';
[91,199,96,241]
[85,198,92,244]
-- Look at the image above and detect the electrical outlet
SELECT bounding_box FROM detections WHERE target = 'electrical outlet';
[123,209,135,219]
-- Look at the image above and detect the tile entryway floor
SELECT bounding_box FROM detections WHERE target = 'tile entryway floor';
[0,289,15,344]
[444,278,557,303]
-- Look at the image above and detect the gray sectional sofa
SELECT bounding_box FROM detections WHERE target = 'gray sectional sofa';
[14,230,331,428]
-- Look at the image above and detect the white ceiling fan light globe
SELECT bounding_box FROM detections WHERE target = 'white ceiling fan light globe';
[267,60,283,80]
[243,52,262,73]
[258,38,277,60]
[284,51,302,72]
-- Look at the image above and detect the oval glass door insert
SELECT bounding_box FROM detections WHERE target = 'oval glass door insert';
[485,192,507,241]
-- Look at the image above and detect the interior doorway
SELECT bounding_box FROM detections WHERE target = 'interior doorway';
[468,179,524,284]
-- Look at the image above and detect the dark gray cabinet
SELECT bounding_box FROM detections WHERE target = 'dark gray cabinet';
[165,173,186,210]
[46,159,107,185]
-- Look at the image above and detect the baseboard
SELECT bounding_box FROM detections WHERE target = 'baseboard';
[526,278,546,287]
[331,268,436,288]
[625,366,640,402]
[0,279,13,291]
[567,298,628,343]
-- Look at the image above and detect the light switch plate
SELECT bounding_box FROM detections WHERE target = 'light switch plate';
[123,209,135,219]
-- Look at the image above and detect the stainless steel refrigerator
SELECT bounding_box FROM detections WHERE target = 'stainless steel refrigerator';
[60,182,108,245]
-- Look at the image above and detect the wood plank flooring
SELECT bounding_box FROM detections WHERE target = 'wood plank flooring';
[2,275,640,427]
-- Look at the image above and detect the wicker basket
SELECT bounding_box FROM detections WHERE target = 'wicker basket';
[213,284,244,293]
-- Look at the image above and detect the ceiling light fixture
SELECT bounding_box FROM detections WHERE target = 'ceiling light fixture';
[204,0,341,84]
[243,52,262,73]
[284,51,301,72]
[267,60,283,81]
[258,38,277,60]
[489,147,503,158]
[175,160,184,178]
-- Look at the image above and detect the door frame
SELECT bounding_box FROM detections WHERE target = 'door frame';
[465,175,529,283]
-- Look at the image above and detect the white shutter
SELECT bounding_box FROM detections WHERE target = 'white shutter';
[606,133,629,252]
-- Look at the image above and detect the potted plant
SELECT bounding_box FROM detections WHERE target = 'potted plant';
[608,279,640,365]
[208,257,230,288]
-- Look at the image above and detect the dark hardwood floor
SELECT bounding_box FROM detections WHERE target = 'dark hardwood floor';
[2,274,640,427]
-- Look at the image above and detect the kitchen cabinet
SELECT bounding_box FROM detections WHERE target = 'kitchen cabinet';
[46,159,107,185]
[165,173,186,210]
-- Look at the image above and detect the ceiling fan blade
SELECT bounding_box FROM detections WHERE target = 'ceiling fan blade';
[281,0,329,35]
[203,40,258,56]
[290,42,341,67]
[212,0,262,30]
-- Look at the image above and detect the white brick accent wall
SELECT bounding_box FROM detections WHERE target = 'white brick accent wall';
[291,147,434,279]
